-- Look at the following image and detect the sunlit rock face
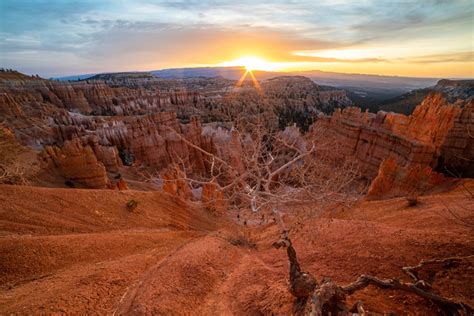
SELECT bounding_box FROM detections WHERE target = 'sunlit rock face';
[311,92,473,179]
[40,138,110,189]
[367,157,451,199]
[438,99,474,177]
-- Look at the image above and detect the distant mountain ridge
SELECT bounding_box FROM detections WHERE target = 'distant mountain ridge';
[55,66,440,91]
[379,79,474,114]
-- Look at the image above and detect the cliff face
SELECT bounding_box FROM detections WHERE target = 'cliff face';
[438,100,474,177]
[311,93,473,179]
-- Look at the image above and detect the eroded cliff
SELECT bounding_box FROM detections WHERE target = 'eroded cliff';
[311,93,473,179]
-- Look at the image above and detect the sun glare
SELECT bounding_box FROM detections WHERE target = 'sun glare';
[222,56,277,72]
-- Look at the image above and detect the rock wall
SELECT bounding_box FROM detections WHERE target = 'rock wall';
[311,93,473,179]
[438,100,474,177]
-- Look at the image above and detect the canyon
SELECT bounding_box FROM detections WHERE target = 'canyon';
[3,70,471,193]
[0,70,352,188]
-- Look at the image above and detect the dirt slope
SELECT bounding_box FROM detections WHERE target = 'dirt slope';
[1,183,473,314]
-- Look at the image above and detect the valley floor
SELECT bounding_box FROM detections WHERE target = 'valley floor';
[0,183,473,314]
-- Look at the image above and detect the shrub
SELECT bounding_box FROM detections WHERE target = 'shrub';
[126,199,138,211]
[406,196,419,207]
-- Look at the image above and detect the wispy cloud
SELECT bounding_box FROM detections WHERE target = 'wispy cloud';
[400,51,474,64]
[0,0,472,77]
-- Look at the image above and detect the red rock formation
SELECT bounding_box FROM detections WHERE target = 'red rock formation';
[73,135,123,173]
[0,93,25,117]
[3,71,471,192]
[116,178,129,190]
[310,93,472,179]
[161,165,192,199]
[438,99,474,177]
[367,157,450,199]
[202,126,245,176]
[201,182,226,214]
[41,138,110,189]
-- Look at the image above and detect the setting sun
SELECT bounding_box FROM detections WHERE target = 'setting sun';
[221,56,278,72]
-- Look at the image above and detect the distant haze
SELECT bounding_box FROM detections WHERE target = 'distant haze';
[57,66,440,90]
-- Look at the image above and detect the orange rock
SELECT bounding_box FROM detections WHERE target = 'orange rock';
[117,178,128,190]
[201,182,226,215]
[161,165,192,200]
[367,157,449,200]
[41,138,109,189]
[310,93,472,179]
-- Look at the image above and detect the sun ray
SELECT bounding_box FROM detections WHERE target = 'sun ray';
[248,69,262,92]
[236,70,249,87]
[229,56,267,91]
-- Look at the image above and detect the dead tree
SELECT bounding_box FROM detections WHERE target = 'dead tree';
[273,236,318,313]
[157,113,362,222]
[273,238,474,315]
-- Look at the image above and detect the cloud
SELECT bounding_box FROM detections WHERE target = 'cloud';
[0,0,472,77]
[400,51,474,64]
[79,23,347,67]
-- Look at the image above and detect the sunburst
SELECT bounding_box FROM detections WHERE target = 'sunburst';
[230,56,272,91]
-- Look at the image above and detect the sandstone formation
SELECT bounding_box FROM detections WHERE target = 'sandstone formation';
[116,178,129,190]
[1,71,350,186]
[439,100,474,177]
[201,182,226,214]
[311,93,473,179]
[41,139,110,189]
[161,165,193,200]
[2,70,472,194]
[367,157,450,199]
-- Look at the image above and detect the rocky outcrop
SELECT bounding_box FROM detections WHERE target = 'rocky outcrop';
[161,165,193,199]
[41,138,110,188]
[72,135,123,173]
[367,157,450,199]
[202,126,245,177]
[201,182,226,214]
[311,93,473,179]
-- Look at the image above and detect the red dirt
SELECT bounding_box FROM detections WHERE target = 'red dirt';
[1,182,473,314]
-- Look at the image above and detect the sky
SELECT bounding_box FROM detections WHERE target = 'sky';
[0,0,473,78]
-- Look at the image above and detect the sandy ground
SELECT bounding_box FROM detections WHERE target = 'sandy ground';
[0,182,473,315]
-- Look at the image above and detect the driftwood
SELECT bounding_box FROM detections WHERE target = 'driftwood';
[275,237,474,315]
